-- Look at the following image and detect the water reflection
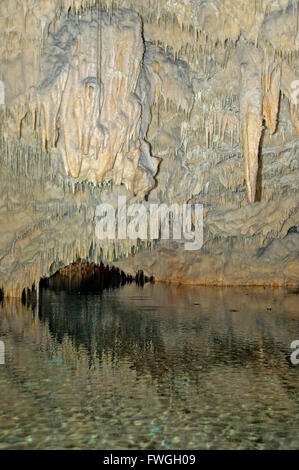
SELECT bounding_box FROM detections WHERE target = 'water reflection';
[0,283,298,449]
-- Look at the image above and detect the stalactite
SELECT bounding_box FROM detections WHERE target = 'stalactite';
[263,64,281,134]
[238,42,264,203]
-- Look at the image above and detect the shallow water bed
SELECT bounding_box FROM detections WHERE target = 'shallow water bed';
[0,284,298,450]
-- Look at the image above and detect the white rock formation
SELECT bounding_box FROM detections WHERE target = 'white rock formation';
[0,0,298,296]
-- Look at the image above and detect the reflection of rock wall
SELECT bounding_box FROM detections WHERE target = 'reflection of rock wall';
[0,0,298,295]
[1,284,298,449]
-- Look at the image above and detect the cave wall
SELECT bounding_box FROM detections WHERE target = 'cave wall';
[0,0,298,296]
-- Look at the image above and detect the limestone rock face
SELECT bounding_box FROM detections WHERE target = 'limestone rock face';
[0,0,298,296]
[3,7,159,194]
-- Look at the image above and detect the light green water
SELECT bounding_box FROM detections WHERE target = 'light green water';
[0,283,298,449]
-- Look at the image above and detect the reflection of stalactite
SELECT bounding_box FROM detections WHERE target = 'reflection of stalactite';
[2,285,297,385]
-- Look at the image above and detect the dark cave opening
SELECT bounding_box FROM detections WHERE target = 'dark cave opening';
[3,261,154,305]
[39,260,154,295]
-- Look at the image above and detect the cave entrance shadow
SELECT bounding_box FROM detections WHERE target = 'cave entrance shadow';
[39,260,133,295]
[39,260,154,295]
[256,127,265,202]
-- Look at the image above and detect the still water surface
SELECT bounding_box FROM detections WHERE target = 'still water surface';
[0,283,298,449]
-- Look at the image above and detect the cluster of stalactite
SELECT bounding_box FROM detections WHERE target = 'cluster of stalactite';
[1,1,298,203]
[0,0,298,296]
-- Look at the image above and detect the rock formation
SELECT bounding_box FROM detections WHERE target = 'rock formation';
[0,0,298,296]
